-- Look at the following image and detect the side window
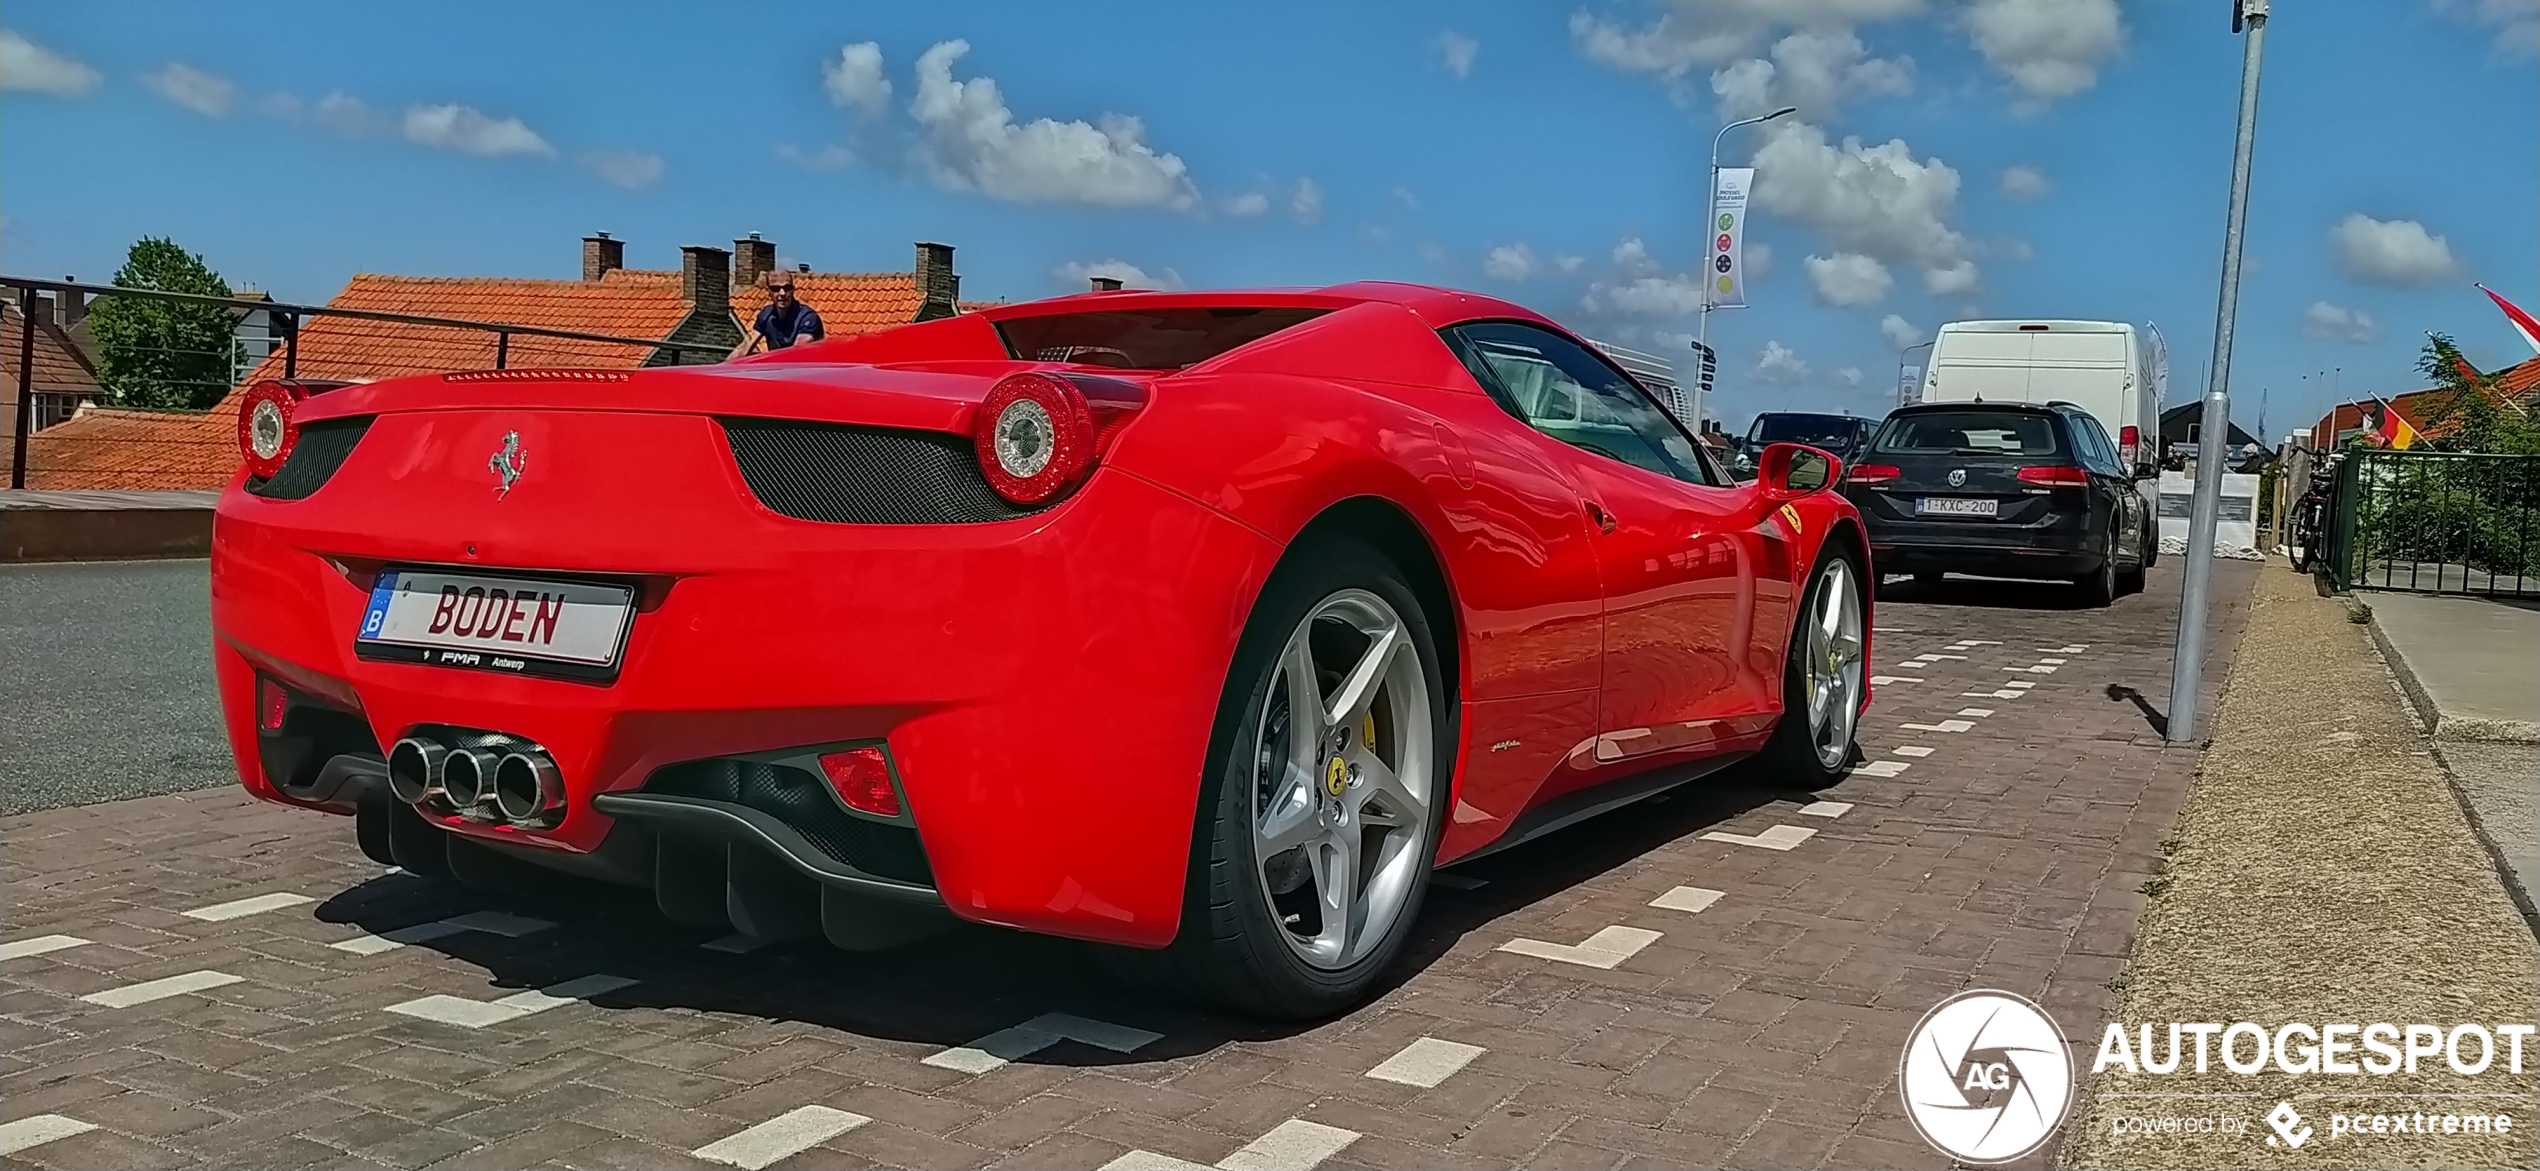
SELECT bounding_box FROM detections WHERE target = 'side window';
[2067,412,2121,475]
[1446,322,1715,485]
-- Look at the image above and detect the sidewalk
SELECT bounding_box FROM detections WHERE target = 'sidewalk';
[2364,590,2540,927]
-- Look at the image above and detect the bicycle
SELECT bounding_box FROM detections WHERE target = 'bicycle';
[2285,450,2345,573]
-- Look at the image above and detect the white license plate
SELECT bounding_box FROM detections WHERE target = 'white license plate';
[1917,496,2000,518]
[357,570,633,677]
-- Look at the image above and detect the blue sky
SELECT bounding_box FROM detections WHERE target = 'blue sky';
[3,1,2533,435]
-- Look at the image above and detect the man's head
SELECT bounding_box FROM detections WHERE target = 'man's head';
[765,271,796,307]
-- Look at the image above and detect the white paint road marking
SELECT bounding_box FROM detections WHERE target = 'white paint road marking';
[1962,690,2024,699]
[0,935,91,961]
[385,974,636,1029]
[1497,926,1662,969]
[1700,824,1818,851]
[1798,801,1854,818]
[1365,1037,1486,1087]
[1853,759,1911,777]
[2006,680,2037,689]
[1870,675,1923,685]
[0,1115,96,1157]
[692,1105,871,1170]
[329,910,557,956]
[80,970,242,1008]
[1900,720,1975,733]
[1911,653,1968,662]
[440,911,556,937]
[2006,664,2059,674]
[1957,708,1996,718]
[181,892,314,922]
[922,1012,1163,1074]
[1893,745,1936,757]
[1957,639,2004,646]
[2045,644,2087,653]
[2040,657,2068,665]
[1649,886,1725,914]
[1099,1120,1365,1171]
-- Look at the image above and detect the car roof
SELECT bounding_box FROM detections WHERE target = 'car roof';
[1891,400,2069,417]
[974,281,1561,332]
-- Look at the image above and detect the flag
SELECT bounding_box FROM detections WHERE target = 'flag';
[2478,284,2540,358]
[2373,400,2420,450]
[1706,168,1753,310]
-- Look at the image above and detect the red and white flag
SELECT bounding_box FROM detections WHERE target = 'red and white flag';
[2479,284,2540,358]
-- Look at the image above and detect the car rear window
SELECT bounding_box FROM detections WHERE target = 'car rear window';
[1874,411,2061,456]
[1750,414,1861,446]
[992,307,1331,371]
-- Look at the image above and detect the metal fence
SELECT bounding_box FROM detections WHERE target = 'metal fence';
[4,276,729,491]
[2329,447,2540,598]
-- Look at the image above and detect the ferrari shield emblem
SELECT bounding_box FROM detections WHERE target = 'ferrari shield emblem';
[1778,502,1804,537]
[1325,756,1349,798]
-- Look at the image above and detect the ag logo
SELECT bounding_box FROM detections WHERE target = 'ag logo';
[1900,989,2074,1163]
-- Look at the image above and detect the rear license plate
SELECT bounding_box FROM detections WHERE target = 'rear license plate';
[1916,496,2000,518]
[356,569,633,680]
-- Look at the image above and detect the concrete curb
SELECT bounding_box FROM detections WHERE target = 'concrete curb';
[2366,606,2540,743]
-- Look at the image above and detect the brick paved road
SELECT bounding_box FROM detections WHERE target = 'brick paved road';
[1,562,2257,1171]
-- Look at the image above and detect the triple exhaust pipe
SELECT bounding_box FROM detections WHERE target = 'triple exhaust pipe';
[386,733,564,825]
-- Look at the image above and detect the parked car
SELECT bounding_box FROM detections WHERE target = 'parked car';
[1732,412,1877,481]
[1920,319,2162,481]
[213,283,1870,1019]
[1844,400,2152,605]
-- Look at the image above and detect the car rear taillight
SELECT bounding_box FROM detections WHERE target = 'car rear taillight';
[972,372,1148,505]
[818,746,900,817]
[255,678,289,732]
[2118,425,2140,466]
[238,380,304,480]
[2017,465,2089,487]
[1849,464,1902,485]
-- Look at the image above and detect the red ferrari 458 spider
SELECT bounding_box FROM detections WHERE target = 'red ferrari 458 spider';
[213,282,1870,1017]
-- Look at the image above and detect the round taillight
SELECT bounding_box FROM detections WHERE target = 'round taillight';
[237,380,302,481]
[974,373,1095,505]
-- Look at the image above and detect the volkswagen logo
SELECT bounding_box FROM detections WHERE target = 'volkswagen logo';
[1899,989,2073,1163]
[1947,468,1968,487]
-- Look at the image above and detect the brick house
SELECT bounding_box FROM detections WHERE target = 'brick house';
[0,296,107,486]
[2306,355,2540,449]
[18,235,980,490]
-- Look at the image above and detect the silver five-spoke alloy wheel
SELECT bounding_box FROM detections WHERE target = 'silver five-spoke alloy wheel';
[1803,559,1866,770]
[1249,588,1433,969]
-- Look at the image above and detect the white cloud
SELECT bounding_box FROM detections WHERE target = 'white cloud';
[2000,164,2049,199]
[1880,313,1924,350]
[314,92,386,135]
[1600,275,1709,317]
[402,104,554,157]
[1291,177,1324,225]
[1923,259,1980,295]
[1804,252,1893,307]
[1999,237,2035,262]
[775,142,855,170]
[1613,236,1660,276]
[1756,340,1810,383]
[2433,0,2540,57]
[1391,185,1420,210]
[0,29,99,96]
[1056,259,1184,290]
[1570,1,1925,79]
[1833,366,1866,387]
[1483,243,1539,282]
[1438,31,1479,79]
[143,63,235,116]
[823,42,892,117]
[910,40,1200,212]
[1226,191,1270,217]
[1751,120,1974,287]
[1744,239,1775,278]
[580,149,665,189]
[2331,214,2460,286]
[1557,254,1586,274]
[2303,300,2385,345]
[1420,241,1449,265]
[1966,0,2126,105]
[1710,29,1913,121]
[1363,224,1395,244]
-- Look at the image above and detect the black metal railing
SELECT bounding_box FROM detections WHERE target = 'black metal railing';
[5,275,730,491]
[2330,447,2540,598]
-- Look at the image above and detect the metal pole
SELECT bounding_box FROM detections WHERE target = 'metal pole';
[1899,339,1934,409]
[1693,106,1794,433]
[2168,0,2269,744]
[10,300,34,490]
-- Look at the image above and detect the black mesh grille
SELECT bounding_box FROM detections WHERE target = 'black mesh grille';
[646,758,932,885]
[718,417,1049,525]
[248,417,372,500]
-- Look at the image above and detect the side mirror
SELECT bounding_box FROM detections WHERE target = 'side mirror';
[1757,442,1840,501]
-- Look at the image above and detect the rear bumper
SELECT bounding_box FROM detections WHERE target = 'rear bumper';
[211,465,1281,948]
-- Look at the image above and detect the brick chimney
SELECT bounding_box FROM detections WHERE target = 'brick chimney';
[59,277,85,328]
[914,242,959,322]
[734,233,775,293]
[681,245,732,317]
[582,232,624,282]
[1090,276,1123,292]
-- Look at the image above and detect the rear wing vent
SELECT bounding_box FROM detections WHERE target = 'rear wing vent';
[442,369,633,384]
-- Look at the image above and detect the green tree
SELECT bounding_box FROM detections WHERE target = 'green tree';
[86,237,245,410]
[2411,332,2539,455]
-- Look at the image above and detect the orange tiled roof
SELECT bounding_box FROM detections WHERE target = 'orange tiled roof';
[0,302,103,395]
[235,273,709,386]
[731,271,930,336]
[18,404,235,491]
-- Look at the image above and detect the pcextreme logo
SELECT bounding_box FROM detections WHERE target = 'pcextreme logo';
[2266,1102,2312,1148]
[1900,989,2076,1163]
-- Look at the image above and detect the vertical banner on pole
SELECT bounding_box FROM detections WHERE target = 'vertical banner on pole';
[1687,341,1718,405]
[1708,168,1753,310]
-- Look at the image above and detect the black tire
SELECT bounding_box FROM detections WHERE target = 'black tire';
[1124,536,1452,1019]
[2074,525,2119,608]
[2143,512,2160,568]
[2117,517,2149,596]
[1753,544,1867,789]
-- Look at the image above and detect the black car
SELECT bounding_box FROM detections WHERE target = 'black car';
[1732,412,1877,480]
[1843,401,2153,605]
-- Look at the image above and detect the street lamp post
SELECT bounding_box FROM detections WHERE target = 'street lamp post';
[2168,0,2271,745]
[1694,104,1796,431]
[1899,339,1935,409]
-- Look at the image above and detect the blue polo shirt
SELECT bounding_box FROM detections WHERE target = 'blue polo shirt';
[755,301,825,349]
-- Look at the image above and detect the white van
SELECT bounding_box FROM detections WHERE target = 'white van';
[1920,320,2161,478]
